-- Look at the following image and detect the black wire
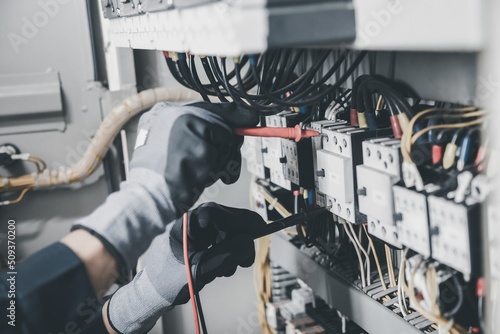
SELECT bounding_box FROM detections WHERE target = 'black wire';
[178,57,198,89]
[270,49,292,91]
[200,57,228,102]
[165,56,194,89]
[278,49,306,88]
[166,50,365,114]
[242,50,330,102]
[220,58,261,110]
[443,273,464,318]
[192,252,209,334]
[249,52,333,106]
[285,52,347,102]
[280,51,367,107]
[194,292,208,334]
[189,55,210,102]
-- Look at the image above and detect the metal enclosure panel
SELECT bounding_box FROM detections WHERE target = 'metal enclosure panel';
[352,0,483,51]
[0,71,64,134]
[0,0,117,258]
[393,52,478,105]
[488,205,500,279]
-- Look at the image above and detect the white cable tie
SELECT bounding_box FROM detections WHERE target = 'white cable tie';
[58,166,71,184]
[11,153,30,160]
[0,145,16,155]
[454,171,473,204]
[268,197,278,211]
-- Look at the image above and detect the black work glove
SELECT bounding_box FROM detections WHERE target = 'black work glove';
[107,202,267,334]
[169,202,268,295]
[130,101,259,215]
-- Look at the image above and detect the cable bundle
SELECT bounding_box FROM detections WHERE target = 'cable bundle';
[164,50,367,114]
[351,75,419,137]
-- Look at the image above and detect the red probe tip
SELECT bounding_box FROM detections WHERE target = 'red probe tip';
[233,125,320,142]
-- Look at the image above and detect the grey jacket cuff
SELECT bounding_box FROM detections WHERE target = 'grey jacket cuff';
[72,168,177,272]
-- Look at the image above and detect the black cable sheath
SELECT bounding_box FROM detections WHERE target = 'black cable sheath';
[200,57,228,102]
[188,55,210,102]
[192,252,209,334]
[442,274,464,318]
[165,56,194,89]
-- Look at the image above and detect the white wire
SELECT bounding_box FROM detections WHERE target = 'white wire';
[340,218,366,287]
[348,222,371,286]
[398,248,409,317]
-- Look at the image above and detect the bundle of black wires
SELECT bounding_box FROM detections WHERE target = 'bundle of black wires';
[164,50,367,114]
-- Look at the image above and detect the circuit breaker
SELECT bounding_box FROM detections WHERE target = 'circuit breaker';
[428,195,481,277]
[393,186,431,258]
[357,137,402,247]
[313,121,391,223]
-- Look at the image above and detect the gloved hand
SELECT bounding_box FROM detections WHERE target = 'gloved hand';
[107,202,267,334]
[72,102,258,273]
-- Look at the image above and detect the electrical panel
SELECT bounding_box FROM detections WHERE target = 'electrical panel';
[215,52,489,333]
[2,0,497,334]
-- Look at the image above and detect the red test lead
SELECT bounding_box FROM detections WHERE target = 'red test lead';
[233,124,320,142]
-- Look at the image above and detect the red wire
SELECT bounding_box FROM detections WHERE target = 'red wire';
[183,212,201,334]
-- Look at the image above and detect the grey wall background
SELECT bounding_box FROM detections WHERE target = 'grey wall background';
[0,0,110,258]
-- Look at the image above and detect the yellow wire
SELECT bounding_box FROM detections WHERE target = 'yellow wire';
[27,158,42,173]
[29,154,47,170]
[250,177,274,334]
[385,245,397,287]
[363,224,387,290]
[400,107,481,163]
[5,187,32,205]
[376,95,385,111]
[410,117,486,146]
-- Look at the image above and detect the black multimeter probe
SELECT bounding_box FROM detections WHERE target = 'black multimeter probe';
[251,206,330,239]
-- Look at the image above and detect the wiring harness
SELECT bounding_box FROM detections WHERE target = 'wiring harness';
[0,87,204,205]
[164,50,367,114]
